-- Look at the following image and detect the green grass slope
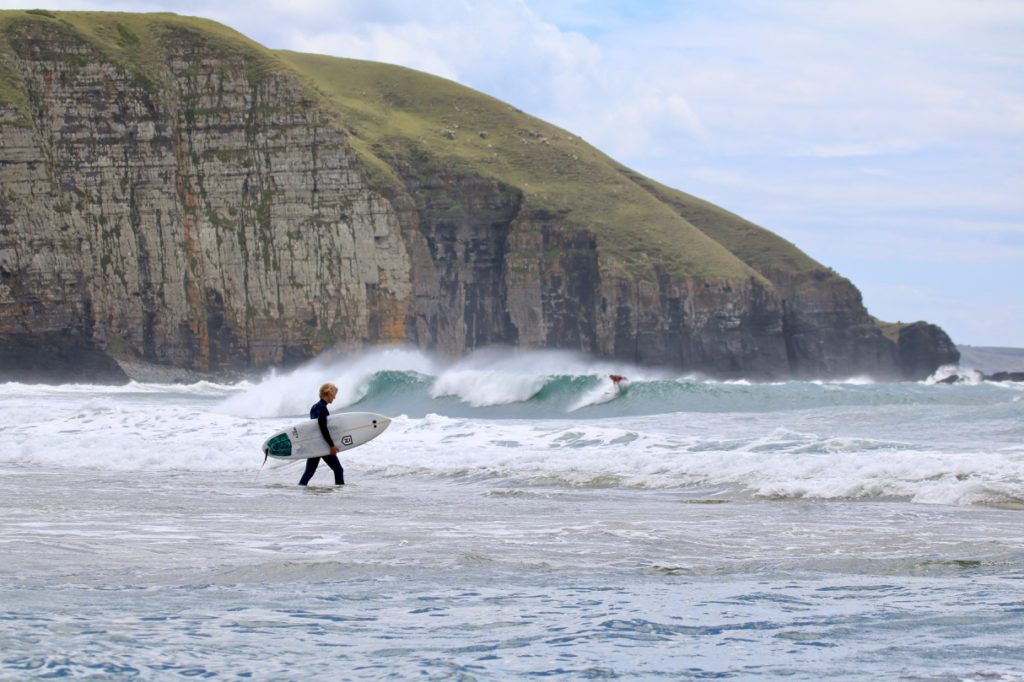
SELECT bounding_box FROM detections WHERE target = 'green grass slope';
[275,50,766,285]
[0,11,284,110]
[616,170,826,279]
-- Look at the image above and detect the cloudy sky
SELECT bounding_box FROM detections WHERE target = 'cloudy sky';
[5,0,1022,347]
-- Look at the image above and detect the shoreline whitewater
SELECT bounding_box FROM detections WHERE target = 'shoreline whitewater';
[2,350,1022,679]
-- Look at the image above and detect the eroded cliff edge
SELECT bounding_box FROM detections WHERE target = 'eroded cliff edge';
[0,11,957,383]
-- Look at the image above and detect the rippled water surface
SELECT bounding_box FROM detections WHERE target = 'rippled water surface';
[2,350,1023,679]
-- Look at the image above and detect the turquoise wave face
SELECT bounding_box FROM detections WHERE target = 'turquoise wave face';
[207,347,1020,421]
[339,369,1017,419]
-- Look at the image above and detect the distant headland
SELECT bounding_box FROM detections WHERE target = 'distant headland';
[0,10,958,384]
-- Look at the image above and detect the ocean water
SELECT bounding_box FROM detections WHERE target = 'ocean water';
[2,347,1023,680]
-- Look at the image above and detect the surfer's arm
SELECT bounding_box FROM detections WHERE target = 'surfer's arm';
[311,400,337,450]
[316,414,336,449]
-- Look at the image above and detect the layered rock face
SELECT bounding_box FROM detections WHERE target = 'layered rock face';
[0,16,412,378]
[377,141,795,377]
[0,13,958,383]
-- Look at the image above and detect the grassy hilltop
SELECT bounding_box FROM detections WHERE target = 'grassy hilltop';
[277,49,814,285]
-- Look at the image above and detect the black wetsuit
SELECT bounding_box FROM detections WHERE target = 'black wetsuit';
[299,398,345,485]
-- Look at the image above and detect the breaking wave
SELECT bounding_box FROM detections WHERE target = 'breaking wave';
[2,347,1021,507]
[209,347,1021,420]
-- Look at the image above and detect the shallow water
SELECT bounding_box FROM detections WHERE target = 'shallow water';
[2,349,1023,679]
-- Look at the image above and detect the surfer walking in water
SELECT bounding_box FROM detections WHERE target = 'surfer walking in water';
[299,382,345,486]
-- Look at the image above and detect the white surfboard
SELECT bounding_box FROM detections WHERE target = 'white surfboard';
[262,412,391,460]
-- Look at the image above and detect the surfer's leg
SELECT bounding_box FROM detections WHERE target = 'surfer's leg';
[324,454,344,485]
[298,457,320,485]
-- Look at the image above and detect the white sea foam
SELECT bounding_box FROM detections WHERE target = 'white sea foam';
[6,396,1020,509]
[567,380,619,411]
[924,364,990,385]
[214,346,668,414]
[339,414,1024,506]
[4,349,1022,506]
[430,370,547,406]
[810,375,878,386]
[218,346,440,417]
[441,346,655,378]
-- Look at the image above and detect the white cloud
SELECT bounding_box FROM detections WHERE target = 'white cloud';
[574,0,1024,161]
[287,23,463,80]
[800,144,910,159]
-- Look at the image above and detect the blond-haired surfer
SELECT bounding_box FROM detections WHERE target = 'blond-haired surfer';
[299,382,345,486]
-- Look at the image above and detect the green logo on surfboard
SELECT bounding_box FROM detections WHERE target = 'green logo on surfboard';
[265,433,292,457]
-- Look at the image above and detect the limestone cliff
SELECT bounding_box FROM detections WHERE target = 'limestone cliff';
[0,11,957,383]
